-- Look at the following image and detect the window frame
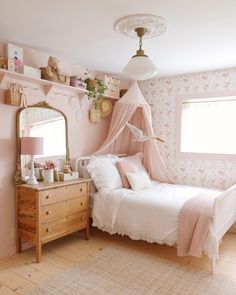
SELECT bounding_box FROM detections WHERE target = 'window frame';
[176,91,236,161]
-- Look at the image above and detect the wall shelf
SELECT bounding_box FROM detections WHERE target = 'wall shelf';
[0,69,88,99]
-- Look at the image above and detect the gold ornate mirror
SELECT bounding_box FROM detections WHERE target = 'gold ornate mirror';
[15,101,70,184]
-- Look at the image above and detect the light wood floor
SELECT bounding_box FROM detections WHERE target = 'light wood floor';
[0,229,236,294]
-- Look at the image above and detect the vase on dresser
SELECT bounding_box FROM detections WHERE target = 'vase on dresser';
[43,169,54,183]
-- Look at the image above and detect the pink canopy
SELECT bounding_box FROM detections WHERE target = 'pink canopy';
[94,82,173,183]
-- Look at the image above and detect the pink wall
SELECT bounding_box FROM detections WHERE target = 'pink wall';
[0,44,111,258]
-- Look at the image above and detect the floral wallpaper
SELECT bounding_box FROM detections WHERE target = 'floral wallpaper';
[139,68,236,190]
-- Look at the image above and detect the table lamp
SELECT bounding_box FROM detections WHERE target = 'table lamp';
[21,137,44,184]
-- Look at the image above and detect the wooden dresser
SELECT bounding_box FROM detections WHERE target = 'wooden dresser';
[16,178,90,262]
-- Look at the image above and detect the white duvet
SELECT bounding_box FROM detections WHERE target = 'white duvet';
[92,182,221,255]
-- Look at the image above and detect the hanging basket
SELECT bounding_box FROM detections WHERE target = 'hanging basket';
[89,108,101,123]
[4,83,27,107]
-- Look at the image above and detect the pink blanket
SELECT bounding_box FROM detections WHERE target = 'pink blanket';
[177,191,217,257]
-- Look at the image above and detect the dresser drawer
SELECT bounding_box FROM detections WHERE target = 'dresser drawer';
[41,182,87,206]
[41,211,88,240]
[41,195,88,222]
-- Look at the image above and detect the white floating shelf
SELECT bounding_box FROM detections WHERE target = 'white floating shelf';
[0,69,88,99]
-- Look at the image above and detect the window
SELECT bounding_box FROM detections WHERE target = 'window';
[178,95,236,157]
[30,118,66,158]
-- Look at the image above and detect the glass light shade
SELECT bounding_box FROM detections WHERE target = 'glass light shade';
[123,55,158,81]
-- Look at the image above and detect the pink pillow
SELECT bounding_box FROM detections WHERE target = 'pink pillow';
[116,160,134,188]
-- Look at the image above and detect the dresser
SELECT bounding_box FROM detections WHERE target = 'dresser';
[16,178,90,262]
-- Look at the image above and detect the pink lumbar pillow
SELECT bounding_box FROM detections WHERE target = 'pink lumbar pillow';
[116,160,135,188]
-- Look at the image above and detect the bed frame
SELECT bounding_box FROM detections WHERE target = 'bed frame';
[76,156,236,274]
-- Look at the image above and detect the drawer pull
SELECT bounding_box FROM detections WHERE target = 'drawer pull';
[81,216,85,221]
[45,195,51,199]
[46,210,52,215]
[80,202,84,206]
[80,188,83,192]
[46,227,51,232]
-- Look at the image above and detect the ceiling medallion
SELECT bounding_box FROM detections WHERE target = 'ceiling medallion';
[114,14,167,39]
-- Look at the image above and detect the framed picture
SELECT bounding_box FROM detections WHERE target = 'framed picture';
[6,43,23,72]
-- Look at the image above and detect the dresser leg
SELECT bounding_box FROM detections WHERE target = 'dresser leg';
[86,225,90,240]
[17,238,22,253]
[36,242,42,263]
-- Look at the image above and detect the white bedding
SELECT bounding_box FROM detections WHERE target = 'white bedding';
[92,182,221,256]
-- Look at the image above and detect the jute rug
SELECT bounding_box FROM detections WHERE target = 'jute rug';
[28,246,236,295]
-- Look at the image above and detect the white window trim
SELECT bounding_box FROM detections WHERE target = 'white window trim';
[176,91,236,161]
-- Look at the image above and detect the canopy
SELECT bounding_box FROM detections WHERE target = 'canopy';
[94,81,173,183]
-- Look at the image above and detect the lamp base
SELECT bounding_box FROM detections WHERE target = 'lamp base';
[27,175,38,185]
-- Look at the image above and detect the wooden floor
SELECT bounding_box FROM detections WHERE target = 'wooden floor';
[0,229,236,294]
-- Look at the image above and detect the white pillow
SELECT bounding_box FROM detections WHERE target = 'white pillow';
[126,172,152,191]
[87,156,123,190]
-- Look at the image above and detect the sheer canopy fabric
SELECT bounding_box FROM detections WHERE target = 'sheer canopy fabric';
[94,82,173,183]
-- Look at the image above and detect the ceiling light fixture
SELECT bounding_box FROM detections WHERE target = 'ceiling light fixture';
[114,14,167,81]
[123,27,157,81]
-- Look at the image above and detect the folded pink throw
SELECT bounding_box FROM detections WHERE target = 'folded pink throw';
[177,191,217,257]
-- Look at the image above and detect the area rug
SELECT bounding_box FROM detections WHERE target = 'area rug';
[28,246,236,295]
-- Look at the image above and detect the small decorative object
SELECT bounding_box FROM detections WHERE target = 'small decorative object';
[63,160,72,173]
[53,169,59,181]
[70,76,87,89]
[6,43,23,72]
[86,78,107,123]
[4,83,27,106]
[18,65,41,79]
[126,123,165,143]
[43,160,56,183]
[100,99,113,118]
[59,171,79,181]
[20,137,44,185]
[40,56,70,85]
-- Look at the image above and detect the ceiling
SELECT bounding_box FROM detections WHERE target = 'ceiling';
[0,0,236,77]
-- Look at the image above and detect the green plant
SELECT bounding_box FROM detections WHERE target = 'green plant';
[85,78,107,110]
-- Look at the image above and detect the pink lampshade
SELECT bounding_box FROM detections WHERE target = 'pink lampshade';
[21,137,44,155]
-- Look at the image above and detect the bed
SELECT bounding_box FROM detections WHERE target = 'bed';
[77,155,236,274]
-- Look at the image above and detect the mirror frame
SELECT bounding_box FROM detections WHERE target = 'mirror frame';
[15,101,70,184]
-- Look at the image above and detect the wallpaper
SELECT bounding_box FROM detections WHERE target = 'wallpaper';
[139,68,236,190]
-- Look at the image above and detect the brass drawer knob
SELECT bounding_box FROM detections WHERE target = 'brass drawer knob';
[81,216,85,221]
[80,187,83,192]
[80,202,84,206]
[45,195,51,199]
[46,227,51,232]
[46,210,51,215]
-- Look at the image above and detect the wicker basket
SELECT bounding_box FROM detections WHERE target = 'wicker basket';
[89,108,101,123]
[4,83,27,106]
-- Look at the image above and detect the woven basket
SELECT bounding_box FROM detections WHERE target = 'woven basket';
[89,108,101,123]
[4,83,27,106]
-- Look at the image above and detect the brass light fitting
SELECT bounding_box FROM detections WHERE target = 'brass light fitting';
[133,27,148,57]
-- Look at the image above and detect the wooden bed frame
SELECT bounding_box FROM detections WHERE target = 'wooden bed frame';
[76,156,236,274]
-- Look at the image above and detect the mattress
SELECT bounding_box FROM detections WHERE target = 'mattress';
[91,182,220,255]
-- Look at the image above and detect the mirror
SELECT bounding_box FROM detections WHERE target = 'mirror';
[16,101,70,184]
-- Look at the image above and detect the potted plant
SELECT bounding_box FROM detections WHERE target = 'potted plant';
[85,78,107,122]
